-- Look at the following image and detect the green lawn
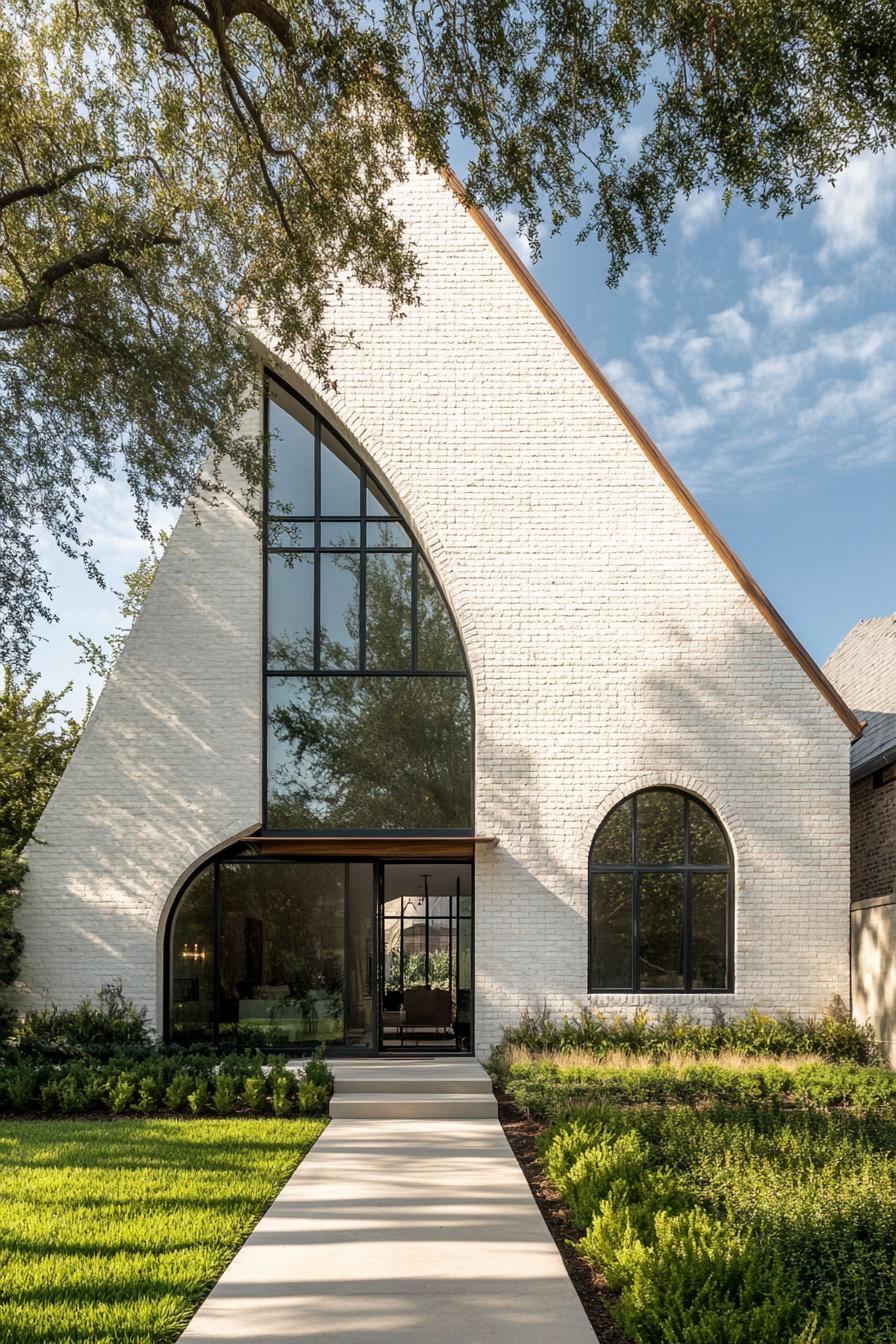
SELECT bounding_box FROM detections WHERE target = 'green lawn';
[0,1117,327,1344]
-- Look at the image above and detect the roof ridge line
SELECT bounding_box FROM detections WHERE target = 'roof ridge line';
[441,165,863,741]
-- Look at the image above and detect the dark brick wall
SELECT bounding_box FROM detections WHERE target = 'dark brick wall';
[852,774,896,902]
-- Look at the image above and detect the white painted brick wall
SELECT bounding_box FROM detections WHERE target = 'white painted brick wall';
[16,167,852,1058]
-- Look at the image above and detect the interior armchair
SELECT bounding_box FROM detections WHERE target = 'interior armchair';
[402,985,453,1043]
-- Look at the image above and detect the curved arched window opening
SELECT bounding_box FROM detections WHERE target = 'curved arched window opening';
[588,788,732,992]
[264,372,472,831]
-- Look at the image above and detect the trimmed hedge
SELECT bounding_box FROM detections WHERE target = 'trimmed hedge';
[543,1105,896,1344]
[0,1047,333,1117]
[504,1058,896,1119]
[491,1003,883,1071]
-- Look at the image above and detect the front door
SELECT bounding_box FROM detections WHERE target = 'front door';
[378,861,473,1053]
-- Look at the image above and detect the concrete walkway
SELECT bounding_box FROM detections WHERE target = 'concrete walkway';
[178,1109,596,1341]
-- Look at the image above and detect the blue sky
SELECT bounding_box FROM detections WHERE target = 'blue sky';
[30,150,896,712]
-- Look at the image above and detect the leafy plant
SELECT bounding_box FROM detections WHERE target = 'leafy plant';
[164,1072,194,1113]
[107,1074,135,1115]
[16,982,152,1060]
[298,1081,330,1115]
[187,1079,210,1116]
[213,1074,239,1116]
[270,1071,295,1118]
[242,1075,268,1114]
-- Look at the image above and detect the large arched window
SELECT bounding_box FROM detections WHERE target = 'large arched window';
[588,788,732,992]
[264,372,473,831]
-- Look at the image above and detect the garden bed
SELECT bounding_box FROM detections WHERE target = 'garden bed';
[0,1116,326,1343]
[492,1008,896,1343]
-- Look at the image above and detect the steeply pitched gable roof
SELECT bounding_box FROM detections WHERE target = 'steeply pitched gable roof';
[443,166,863,741]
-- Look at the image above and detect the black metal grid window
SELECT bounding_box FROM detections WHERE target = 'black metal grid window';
[263,371,473,832]
[588,788,733,993]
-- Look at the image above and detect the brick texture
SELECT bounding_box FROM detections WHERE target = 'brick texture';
[15,168,852,1056]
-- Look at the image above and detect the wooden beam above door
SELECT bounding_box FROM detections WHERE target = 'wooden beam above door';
[242,834,497,859]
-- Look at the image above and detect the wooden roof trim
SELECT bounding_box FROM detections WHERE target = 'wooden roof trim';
[441,166,863,741]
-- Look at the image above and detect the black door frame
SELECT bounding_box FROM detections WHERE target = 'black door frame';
[374,857,475,1056]
[164,849,474,1055]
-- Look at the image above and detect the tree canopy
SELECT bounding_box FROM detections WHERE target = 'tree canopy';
[2,0,895,667]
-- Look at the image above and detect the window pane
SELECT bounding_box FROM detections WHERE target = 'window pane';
[267,553,314,669]
[417,556,465,671]
[268,521,313,548]
[266,675,472,829]
[320,523,360,548]
[690,801,728,865]
[268,391,315,517]
[590,798,633,866]
[321,428,361,516]
[639,872,685,989]
[368,521,411,549]
[692,873,729,989]
[590,872,633,988]
[636,790,685,866]
[320,553,360,669]
[366,477,393,517]
[218,861,346,1047]
[367,552,412,670]
[169,866,214,1043]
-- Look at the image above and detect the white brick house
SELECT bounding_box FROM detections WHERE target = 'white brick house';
[15,166,861,1060]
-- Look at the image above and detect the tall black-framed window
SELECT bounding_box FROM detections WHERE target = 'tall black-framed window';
[588,788,733,992]
[264,371,473,832]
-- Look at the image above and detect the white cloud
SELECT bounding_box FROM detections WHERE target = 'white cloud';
[816,151,896,259]
[707,305,753,348]
[660,405,713,439]
[751,269,846,328]
[679,191,722,239]
[628,264,655,308]
[496,211,535,266]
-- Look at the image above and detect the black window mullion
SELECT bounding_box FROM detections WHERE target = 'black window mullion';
[313,414,321,674]
[212,860,221,1048]
[411,545,419,671]
[359,469,367,672]
[633,870,640,992]
[683,796,691,989]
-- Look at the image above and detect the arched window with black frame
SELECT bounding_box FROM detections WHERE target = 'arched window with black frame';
[588,788,732,992]
[264,371,473,832]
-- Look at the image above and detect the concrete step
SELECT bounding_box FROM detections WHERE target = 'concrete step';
[334,1071,493,1095]
[329,1091,498,1120]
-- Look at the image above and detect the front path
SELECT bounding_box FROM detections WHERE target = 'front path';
[178,1113,596,1342]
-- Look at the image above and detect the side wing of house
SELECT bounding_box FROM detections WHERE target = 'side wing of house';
[825,618,896,1060]
[16,165,853,1052]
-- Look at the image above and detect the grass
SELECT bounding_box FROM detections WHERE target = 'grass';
[0,1117,326,1344]
[499,1045,827,1071]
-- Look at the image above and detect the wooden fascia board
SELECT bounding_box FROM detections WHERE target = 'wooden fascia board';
[441,166,863,742]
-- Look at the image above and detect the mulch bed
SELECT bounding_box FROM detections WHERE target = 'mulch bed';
[496,1089,633,1344]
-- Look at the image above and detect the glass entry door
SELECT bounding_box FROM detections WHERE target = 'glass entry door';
[379,862,473,1052]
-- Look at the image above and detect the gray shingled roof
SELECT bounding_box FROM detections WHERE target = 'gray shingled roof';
[852,709,896,781]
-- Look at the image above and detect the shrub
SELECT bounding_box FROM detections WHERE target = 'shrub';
[164,1071,194,1112]
[136,1073,161,1114]
[15,982,152,1060]
[187,1079,210,1116]
[243,1074,268,1114]
[270,1070,295,1117]
[303,1043,334,1095]
[491,1002,883,1081]
[107,1072,136,1114]
[547,1104,896,1344]
[213,1073,239,1116]
[2,1063,37,1110]
[298,1080,329,1114]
